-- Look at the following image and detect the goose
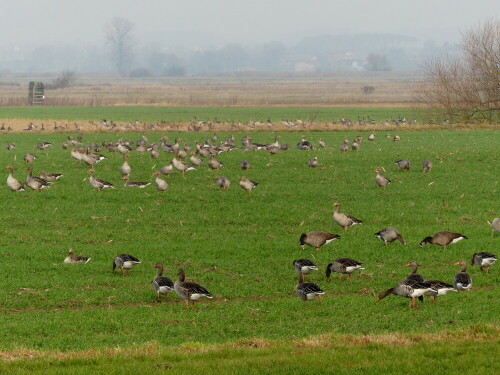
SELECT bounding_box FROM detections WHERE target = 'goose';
[160,164,174,176]
[376,279,437,310]
[117,143,131,155]
[5,166,25,192]
[153,172,168,191]
[489,218,500,237]
[239,176,258,192]
[120,154,132,176]
[122,175,151,188]
[171,157,195,176]
[152,262,174,302]
[405,261,424,283]
[113,254,141,276]
[70,148,84,162]
[23,153,36,163]
[293,259,318,276]
[454,260,472,291]
[240,160,250,171]
[266,135,281,149]
[306,157,318,168]
[296,135,313,150]
[326,258,364,280]
[374,168,391,188]
[295,271,324,304]
[6,143,15,151]
[37,142,52,150]
[422,160,433,173]
[208,157,222,170]
[375,227,406,245]
[351,141,360,151]
[339,140,349,153]
[267,145,279,155]
[150,147,160,159]
[393,135,401,142]
[318,139,327,148]
[190,153,203,166]
[332,202,363,230]
[419,231,467,248]
[88,169,114,191]
[25,167,50,192]
[368,133,375,141]
[471,252,496,273]
[174,268,213,310]
[61,141,68,149]
[354,136,362,143]
[214,176,230,190]
[64,248,91,264]
[395,159,410,171]
[423,280,457,304]
[39,170,63,181]
[82,148,106,167]
[299,231,340,251]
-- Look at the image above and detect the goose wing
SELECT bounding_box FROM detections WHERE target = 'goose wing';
[180,281,212,297]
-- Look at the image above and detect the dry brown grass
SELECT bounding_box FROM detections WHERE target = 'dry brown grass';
[0,72,421,107]
[1,325,496,362]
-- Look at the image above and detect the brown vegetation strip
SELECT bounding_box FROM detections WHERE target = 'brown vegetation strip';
[0,325,497,362]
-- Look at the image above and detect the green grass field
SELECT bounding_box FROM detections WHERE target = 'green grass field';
[0,105,422,123]
[0,128,498,373]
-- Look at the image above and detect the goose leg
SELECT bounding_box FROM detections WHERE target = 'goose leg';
[156,292,161,302]
[339,274,342,281]
[348,273,352,280]
[317,295,322,305]
[184,300,189,310]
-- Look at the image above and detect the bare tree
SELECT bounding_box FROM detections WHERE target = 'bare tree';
[416,20,500,123]
[105,17,135,75]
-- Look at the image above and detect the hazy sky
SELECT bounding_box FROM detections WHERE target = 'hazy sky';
[1,0,498,48]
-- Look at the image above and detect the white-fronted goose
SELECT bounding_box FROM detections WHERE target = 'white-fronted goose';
[153,172,168,191]
[214,176,230,190]
[152,262,174,302]
[308,157,318,168]
[239,176,258,192]
[70,148,84,162]
[454,260,472,291]
[122,175,151,188]
[39,170,63,181]
[471,252,496,273]
[375,227,406,245]
[489,218,500,237]
[37,142,52,150]
[190,153,203,166]
[88,169,114,191]
[296,135,313,150]
[295,271,324,304]
[332,202,363,230]
[395,159,410,171]
[120,154,132,176]
[208,157,222,170]
[299,231,340,251]
[64,248,91,264]
[24,153,36,163]
[160,164,174,175]
[113,254,141,276]
[419,231,467,248]
[174,268,213,310]
[326,258,364,280]
[5,166,25,192]
[171,157,195,176]
[405,261,424,283]
[240,160,250,171]
[376,279,436,310]
[422,160,433,172]
[374,168,391,188]
[25,167,50,192]
[293,259,318,276]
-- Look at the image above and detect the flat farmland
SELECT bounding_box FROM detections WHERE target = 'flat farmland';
[0,128,498,373]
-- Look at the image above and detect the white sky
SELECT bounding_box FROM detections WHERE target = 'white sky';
[1,0,498,47]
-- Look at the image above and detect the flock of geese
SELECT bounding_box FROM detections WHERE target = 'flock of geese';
[5,132,499,310]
